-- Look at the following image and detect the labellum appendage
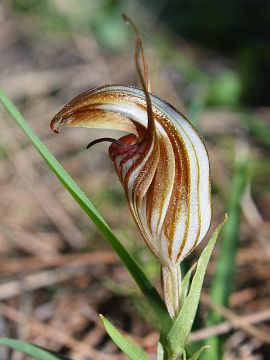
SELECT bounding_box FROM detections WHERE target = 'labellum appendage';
[50,16,211,317]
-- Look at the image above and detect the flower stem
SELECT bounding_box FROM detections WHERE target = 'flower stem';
[162,265,181,318]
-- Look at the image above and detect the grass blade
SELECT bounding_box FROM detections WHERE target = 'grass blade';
[167,218,227,359]
[157,342,164,360]
[100,315,150,360]
[0,90,170,327]
[242,113,270,148]
[180,263,196,308]
[188,346,210,360]
[203,155,249,360]
[0,338,69,360]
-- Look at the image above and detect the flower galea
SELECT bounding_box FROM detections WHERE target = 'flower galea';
[50,16,211,318]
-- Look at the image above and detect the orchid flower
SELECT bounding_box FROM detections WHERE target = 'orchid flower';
[50,16,211,318]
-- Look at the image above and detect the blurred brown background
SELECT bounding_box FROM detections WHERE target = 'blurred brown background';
[0,1,270,359]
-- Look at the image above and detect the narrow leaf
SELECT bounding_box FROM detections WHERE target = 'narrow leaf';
[0,338,68,360]
[0,90,170,327]
[188,346,210,360]
[203,156,249,360]
[180,262,197,308]
[183,348,187,360]
[210,160,248,309]
[157,342,164,360]
[100,315,149,360]
[242,113,270,148]
[167,217,227,358]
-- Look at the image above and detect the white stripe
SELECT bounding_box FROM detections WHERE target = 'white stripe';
[93,86,211,266]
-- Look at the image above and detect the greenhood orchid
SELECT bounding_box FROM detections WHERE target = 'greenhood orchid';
[50,16,211,318]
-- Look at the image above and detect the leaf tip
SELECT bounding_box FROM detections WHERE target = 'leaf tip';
[99,314,105,323]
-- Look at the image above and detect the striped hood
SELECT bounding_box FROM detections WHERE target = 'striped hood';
[50,84,211,268]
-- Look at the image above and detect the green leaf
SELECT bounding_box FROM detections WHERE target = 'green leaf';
[180,262,196,308]
[0,338,69,360]
[0,90,170,329]
[188,346,210,360]
[100,315,149,360]
[167,217,227,359]
[206,71,241,106]
[183,348,187,360]
[157,341,164,360]
[203,156,249,360]
[242,113,270,148]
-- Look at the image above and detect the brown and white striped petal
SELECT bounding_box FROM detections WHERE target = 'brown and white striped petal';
[51,85,211,269]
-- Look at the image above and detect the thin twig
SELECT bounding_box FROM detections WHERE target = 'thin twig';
[200,293,270,344]
[189,308,270,343]
[0,264,93,301]
[1,116,86,248]
[0,303,118,360]
[0,251,117,274]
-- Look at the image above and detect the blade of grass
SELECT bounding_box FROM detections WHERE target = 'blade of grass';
[0,338,69,360]
[0,90,170,329]
[241,112,270,148]
[202,153,249,360]
[188,346,210,360]
[157,342,164,360]
[100,315,150,360]
[180,263,197,309]
[167,218,227,359]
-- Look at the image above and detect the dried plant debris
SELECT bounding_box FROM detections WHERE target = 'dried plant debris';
[0,2,269,359]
